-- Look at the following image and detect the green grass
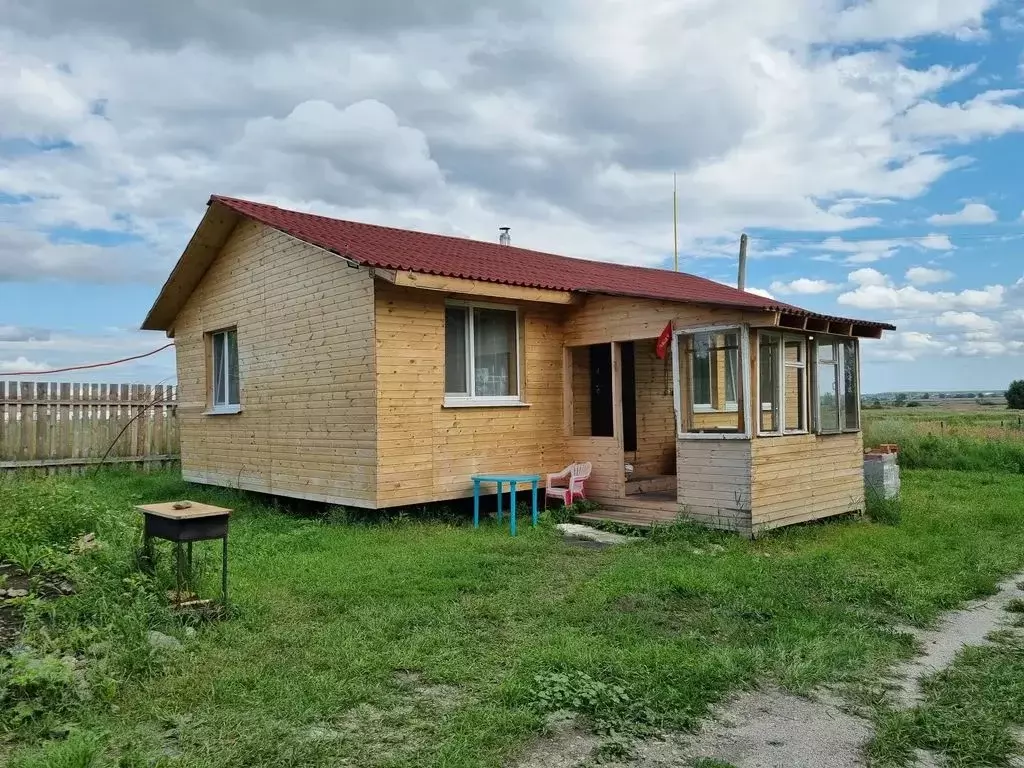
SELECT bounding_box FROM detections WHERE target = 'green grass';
[869,633,1024,767]
[4,467,1024,766]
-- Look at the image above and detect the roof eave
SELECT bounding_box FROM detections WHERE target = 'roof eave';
[140,200,240,331]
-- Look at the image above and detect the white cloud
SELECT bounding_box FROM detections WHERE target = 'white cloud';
[830,0,994,42]
[839,269,1005,311]
[769,277,841,295]
[936,311,998,331]
[868,330,953,362]
[905,266,954,285]
[813,233,953,264]
[0,328,175,382]
[918,233,955,250]
[926,202,998,224]
[899,89,1024,142]
[0,0,1015,284]
[0,355,49,373]
[849,267,891,287]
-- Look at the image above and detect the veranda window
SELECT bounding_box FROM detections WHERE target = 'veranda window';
[757,333,807,434]
[444,302,521,404]
[674,327,748,437]
[814,338,860,432]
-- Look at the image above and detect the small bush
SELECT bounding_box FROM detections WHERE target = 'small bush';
[530,669,655,746]
[0,649,83,726]
[866,492,901,526]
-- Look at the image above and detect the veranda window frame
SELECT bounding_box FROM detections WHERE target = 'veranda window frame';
[811,336,861,434]
[672,324,752,440]
[443,300,524,407]
[689,330,740,414]
[756,332,809,437]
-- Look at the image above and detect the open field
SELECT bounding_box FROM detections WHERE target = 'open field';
[864,407,1024,474]
[4,466,1024,767]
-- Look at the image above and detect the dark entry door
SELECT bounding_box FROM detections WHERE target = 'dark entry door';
[589,343,614,437]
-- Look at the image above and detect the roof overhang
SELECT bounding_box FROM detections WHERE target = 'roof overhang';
[141,200,241,333]
[376,269,577,305]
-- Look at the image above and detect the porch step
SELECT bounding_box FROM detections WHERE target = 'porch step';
[577,497,681,529]
[625,474,676,495]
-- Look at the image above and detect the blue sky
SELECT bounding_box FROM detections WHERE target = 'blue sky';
[1,0,1023,393]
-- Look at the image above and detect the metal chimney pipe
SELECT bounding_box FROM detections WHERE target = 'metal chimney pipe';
[499,227,511,246]
[737,233,748,292]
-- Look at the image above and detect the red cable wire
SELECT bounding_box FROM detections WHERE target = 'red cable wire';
[3,343,175,377]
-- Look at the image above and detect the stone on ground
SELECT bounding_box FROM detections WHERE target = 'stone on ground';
[555,523,636,546]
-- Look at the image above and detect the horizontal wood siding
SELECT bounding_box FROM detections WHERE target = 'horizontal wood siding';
[567,436,623,500]
[565,295,776,346]
[631,339,675,476]
[750,432,864,533]
[570,347,592,437]
[375,282,566,506]
[676,439,752,534]
[173,220,377,506]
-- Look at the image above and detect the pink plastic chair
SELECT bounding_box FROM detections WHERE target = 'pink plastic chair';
[545,462,592,507]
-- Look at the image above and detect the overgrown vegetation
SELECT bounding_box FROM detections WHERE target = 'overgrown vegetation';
[864,410,1024,473]
[4,466,1024,765]
[0,473,196,740]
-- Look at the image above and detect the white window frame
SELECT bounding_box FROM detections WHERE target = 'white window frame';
[672,324,751,440]
[811,336,861,434]
[443,300,524,407]
[756,332,809,436]
[688,330,740,414]
[208,328,241,415]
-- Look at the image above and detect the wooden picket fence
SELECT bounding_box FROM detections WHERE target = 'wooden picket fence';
[0,381,179,474]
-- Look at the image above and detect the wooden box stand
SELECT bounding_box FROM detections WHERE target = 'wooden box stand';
[136,502,232,607]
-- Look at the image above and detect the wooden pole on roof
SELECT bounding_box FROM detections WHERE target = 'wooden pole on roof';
[738,233,749,291]
[673,173,679,272]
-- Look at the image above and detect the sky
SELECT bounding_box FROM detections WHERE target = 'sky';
[1,1,1023,393]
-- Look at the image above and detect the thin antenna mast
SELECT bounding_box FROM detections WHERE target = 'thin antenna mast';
[673,173,679,272]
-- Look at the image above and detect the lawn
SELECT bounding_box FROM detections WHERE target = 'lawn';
[4,466,1024,767]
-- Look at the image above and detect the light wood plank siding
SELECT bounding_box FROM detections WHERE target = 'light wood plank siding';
[173,220,377,506]
[631,339,675,476]
[567,436,623,499]
[374,281,566,507]
[750,432,864,534]
[565,295,776,346]
[569,347,592,436]
[676,439,752,534]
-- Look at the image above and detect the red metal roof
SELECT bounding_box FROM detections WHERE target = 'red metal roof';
[210,195,894,330]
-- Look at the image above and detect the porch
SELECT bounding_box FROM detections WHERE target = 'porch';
[560,302,875,535]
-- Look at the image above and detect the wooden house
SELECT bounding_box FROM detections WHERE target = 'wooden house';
[143,196,894,536]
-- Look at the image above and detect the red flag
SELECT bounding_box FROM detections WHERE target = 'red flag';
[654,322,673,359]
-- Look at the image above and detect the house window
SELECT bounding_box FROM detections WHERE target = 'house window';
[210,328,239,412]
[444,302,520,405]
[757,333,807,434]
[674,327,747,436]
[814,337,860,432]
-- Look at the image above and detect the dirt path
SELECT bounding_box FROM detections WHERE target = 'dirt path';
[509,572,1024,768]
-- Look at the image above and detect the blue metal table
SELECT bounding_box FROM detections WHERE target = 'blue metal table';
[471,473,541,535]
